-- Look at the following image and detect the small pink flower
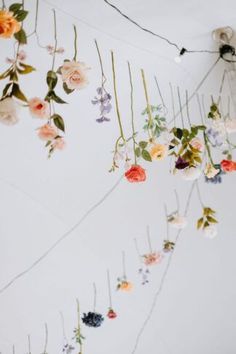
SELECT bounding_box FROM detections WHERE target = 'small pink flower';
[52,138,66,150]
[143,252,162,266]
[37,124,57,141]
[190,137,204,152]
[29,97,50,119]
[17,50,26,61]
[56,47,65,54]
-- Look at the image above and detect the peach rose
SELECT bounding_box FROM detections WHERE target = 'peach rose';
[190,137,204,152]
[52,138,66,150]
[0,10,21,38]
[143,252,162,266]
[28,97,50,119]
[150,143,167,160]
[125,165,146,183]
[37,124,57,141]
[61,60,90,90]
[220,159,236,172]
[119,281,133,291]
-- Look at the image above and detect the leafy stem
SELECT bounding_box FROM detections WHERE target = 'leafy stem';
[73,25,78,61]
[203,131,214,165]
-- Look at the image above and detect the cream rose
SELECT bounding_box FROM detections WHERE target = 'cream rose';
[204,163,219,179]
[61,60,90,90]
[203,225,217,239]
[168,213,187,229]
[181,166,201,181]
[0,97,19,125]
[0,10,21,38]
[28,97,50,119]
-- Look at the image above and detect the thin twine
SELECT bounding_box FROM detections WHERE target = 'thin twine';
[146,225,152,253]
[59,311,68,343]
[185,90,191,127]
[163,204,169,241]
[177,86,184,128]
[93,283,97,312]
[122,251,126,278]
[169,57,221,125]
[154,76,167,114]
[27,335,31,354]
[131,182,196,354]
[43,323,48,354]
[0,175,123,295]
[196,93,204,125]
[107,270,112,308]
[169,82,176,126]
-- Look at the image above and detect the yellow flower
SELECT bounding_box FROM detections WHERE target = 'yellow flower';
[0,10,21,39]
[150,143,167,160]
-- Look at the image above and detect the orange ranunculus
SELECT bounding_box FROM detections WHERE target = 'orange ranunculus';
[125,165,146,183]
[220,159,236,172]
[0,10,21,39]
[119,281,133,291]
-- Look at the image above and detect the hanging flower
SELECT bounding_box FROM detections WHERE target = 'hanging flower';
[92,87,112,123]
[107,308,117,319]
[204,163,220,179]
[190,137,204,152]
[0,9,21,39]
[37,124,57,141]
[52,137,66,150]
[0,97,19,125]
[168,213,187,229]
[117,277,133,291]
[181,166,201,181]
[163,240,175,253]
[125,165,146,183]
[62,344,75,354]
[28,97,50,119]
[149,143,167,160]
[175,156,189,170]
[206,127,224,147]
[203,224,218,239]
[220,159,236,172]
[143,252,162,266]
[82,312,104,328]
[46,45,65,55]
[60,60,90,90]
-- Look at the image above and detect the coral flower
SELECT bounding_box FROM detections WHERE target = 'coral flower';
[37,124,57,141]
[0,10,21,38]
[150,143,167,160]
[52,138,66,150]
[125,165,146,183]
[107,308,117,319]
[119,281,133,291]
[220,159,236,172]
[143,252,162,266]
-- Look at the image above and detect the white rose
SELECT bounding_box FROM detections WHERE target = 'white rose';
[61,60,90,90]
[181,167,201,181]
[203,225,217,239]
[0,97,19,125]
[168,213,187,229]
[204,163,219,178]
[225,119,236,134]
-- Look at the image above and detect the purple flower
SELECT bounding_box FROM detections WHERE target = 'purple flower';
[96,116,110,123]
[206,127,224,147]
[175,157,189,170]
[92,87,112,123]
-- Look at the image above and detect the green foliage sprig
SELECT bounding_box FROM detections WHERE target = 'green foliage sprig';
[9,3,28,44]
[197,207,218,230]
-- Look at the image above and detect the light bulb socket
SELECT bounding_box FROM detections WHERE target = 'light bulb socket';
[179,47,187,56]
[219,44,235,58]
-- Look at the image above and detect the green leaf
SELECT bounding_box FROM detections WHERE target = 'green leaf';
[14,28,27,44]
[197,217,204,230]
[139,141,148,149]
[52,114,65,132]
[63,82,74,94]
[142,149,152,162]
[9,3,22,12]
[46,70,58,90]
[15,9,28,21]
[50,91,67,104]
[175,128,183,140]
[2,83,13,97]
[11,83,27,102]
[135,147,141,157]
[17,63,36,74]
[0,67,13,80]
[206,216,218,224]
[9,70,18,82]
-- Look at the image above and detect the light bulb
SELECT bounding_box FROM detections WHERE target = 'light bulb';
[174,55,181,63]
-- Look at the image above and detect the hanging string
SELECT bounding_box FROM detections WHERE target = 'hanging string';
[107,270,113,308]
[128,61,137,164]
[131,182,196,354]
[177,87,184,128]
[146,225,152,253]
[0,175,123,295]
[27,335,32,354]
[169,57,221,125]
[164,204,169,241]
[169,82,176,126]
[185,90,191,127]
[93,283,97,312]
[122,251,126,278]
[154,76,167,114]
[43,324,48,354]
[196,93,204,125]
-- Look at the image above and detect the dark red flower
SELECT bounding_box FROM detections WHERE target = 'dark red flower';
[107,308,117,319]
[175,157,189,170]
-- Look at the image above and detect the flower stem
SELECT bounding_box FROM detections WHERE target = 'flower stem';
[127,61,137,164]
[111,51,125,141]
[141,69,153,139]
[95,39,107,89]
[73,25,78,61]
[51,9,57,71]
[203,131,214,165]
[107,270,112,308]
[93,283,97,312]
[76,299,83,354]
[43,323,48,354]
[2,0,6,9]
